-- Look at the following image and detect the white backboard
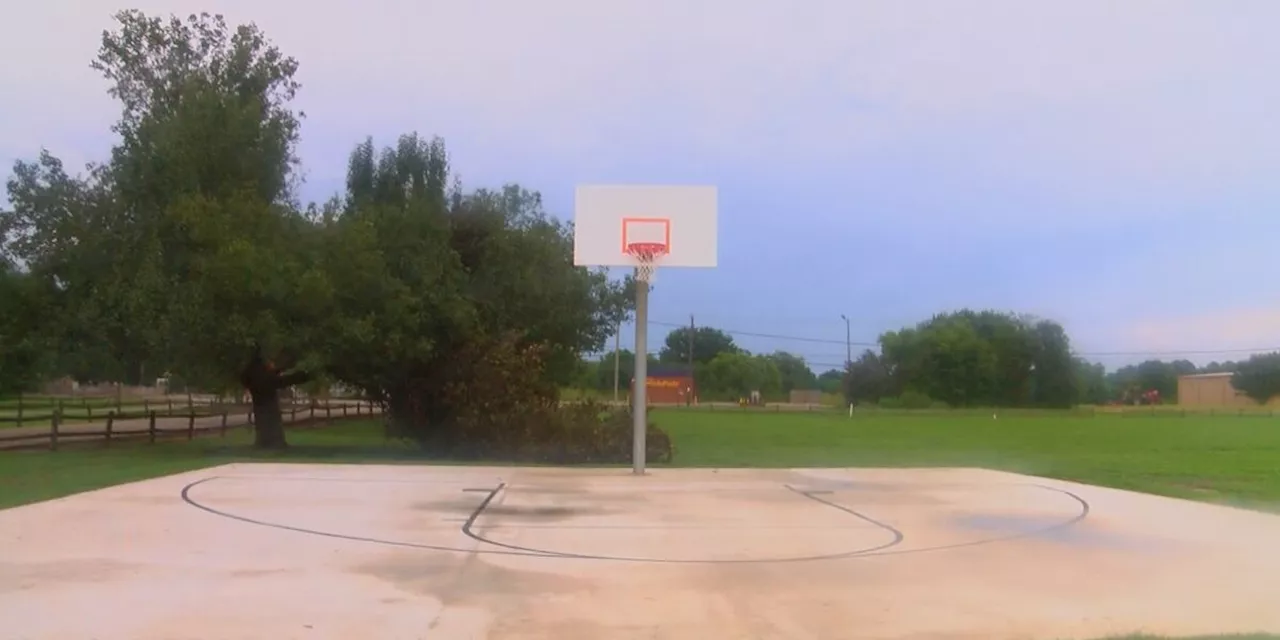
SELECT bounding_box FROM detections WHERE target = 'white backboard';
[573,185,718,268]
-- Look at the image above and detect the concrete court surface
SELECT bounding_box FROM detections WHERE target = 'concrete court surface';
[3,464,1280,640]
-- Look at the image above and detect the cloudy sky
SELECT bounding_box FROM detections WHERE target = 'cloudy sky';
[3,0,1278,370]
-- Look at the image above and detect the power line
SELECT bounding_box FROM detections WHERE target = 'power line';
[644,318,1279,359]
[649,320,877,347]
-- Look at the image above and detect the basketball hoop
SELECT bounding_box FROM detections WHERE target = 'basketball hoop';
[625,241,667,283]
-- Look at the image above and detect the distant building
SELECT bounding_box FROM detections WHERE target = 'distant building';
[1177,372,1280,407]
[790,389,823,405]
[634,364,695,405]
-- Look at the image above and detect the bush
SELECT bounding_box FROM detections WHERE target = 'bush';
[380,334,675,464]
[424,400,674,464]
[877,390,942,410]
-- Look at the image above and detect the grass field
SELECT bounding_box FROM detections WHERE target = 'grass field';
[3,409,1279,640]
[5,408,1280,510]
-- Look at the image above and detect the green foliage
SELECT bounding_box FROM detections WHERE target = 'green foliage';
[767,351,817,393]
[845,349,890,406]
[1231,352,1280,405]
[0,262,52,393]
[815,369,843,395]
[875,390,942,410]
[700,351,782,398]
[851,310,1079,409]
[1108,359,1196,403]
[659,326,739,364]
[3,11,635,451]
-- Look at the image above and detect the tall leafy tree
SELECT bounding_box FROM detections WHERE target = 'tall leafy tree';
[0,261,52,394]
[875,310,1078,408]
[844,349,890,406]
[659,326,739,364]
[6,11,321,446]
[768,351,817,394]
[323,135,632,439]
[1231,352,1280,405]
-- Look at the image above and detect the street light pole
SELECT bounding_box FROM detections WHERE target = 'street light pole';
[839,314,851,366]
[840,314,852,418]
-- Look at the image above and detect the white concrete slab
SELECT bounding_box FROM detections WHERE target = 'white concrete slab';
[3,464,1280,639]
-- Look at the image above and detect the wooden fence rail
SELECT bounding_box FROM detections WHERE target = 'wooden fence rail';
[0,400,382,451]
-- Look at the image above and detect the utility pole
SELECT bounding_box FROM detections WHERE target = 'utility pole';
[687,314,695,406]
[841,314,853,417]
[840,314,852,366]
[612,320,621,404]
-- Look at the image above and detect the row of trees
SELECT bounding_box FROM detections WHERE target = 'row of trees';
[851,311,1280,408]
[1,11,650,456]
[572,326,829,400]
[566,312,1280,408]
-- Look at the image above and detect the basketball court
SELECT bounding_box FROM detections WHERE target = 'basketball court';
[4,463,1280,639]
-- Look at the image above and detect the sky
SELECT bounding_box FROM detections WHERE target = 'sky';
[3,0,1279,372]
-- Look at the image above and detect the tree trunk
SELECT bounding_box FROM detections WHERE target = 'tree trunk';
[240,344,310,450]
[248,384,287,449]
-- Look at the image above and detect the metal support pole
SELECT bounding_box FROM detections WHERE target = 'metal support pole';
[612,322,621,404]
[632,276,649,475]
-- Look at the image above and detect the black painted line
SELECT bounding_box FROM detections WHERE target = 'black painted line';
[457,482,905,564]
[782,482,1092,559]
[181,476,556,558]
[181,474,1091,564]
[783,484,907,549]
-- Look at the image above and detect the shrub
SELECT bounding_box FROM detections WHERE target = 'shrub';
[380,333,675,464]
[877,390,941,410]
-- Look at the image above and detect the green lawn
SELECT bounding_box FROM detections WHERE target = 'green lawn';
[4,408,1280,511]
[0,422,414,509]
[1092,636,1280,640]
[657,409,1280,507]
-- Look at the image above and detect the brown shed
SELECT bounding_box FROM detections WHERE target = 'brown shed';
[633,364,696,405]
[1177,372,1280,408]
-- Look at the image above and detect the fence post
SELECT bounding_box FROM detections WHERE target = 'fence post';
[87,403,93,423]
[16,392,23,428]
[50,409,60,451]
[167,398,174,416]
[105,411,115,445]
[310,403,315,420]
[148,410,157,444]
[220,411,228,437]
[144,399,150,415]
[187,411,196,440]
[291,407,297,423]
[355,402,361,416]
[326,404,332,421]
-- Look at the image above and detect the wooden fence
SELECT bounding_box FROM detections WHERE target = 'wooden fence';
[0,399,382,451]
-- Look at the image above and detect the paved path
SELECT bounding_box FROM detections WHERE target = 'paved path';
[0,401,382,450]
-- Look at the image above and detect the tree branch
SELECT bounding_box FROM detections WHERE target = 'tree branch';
[276,369,311,389]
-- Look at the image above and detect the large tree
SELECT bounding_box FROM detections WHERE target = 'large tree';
[322,135,632,442]
[875,310,1079,408]
[1231,352,1280,405]
[4,11,327,446]
[767,351,818,394]
[0,261,52,394]
[659,326,739,365]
